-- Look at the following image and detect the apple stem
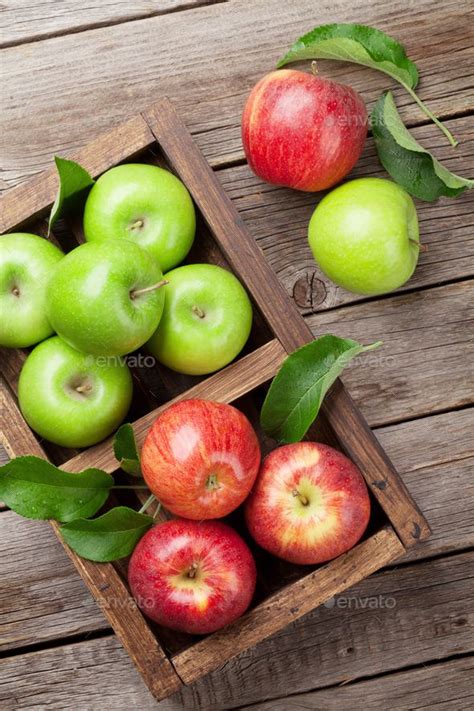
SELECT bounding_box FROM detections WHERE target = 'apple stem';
[128,219,144,230]
[410,238,427,253]
[292,489,309,506]
[75,383,92,394]
[12,286,20,297]
[192,305,206,319]
[139,493,156,514]
[187,562,199,579]
[153,502,162,520]
[130,280,168,300]
[206,474,220,490]
[311,60,318,76]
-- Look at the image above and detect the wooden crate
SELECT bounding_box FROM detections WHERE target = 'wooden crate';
[0,98,431,703]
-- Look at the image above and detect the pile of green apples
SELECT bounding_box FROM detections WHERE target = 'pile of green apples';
[0,164,253,449]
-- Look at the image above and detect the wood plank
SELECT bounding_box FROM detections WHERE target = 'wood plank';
[1,551,472,710]
[0,379,183,701]
[166,550,474,709]
[0,0,221,47]
[240,656,474,710]
[0,114,154,233]
[307,280,474,427]
[143,97,430,548]
[172,527,405,684]
[1,0,472,189]
[0,511,109,652]
[1,408,470,653]
[60,338,286,473]
[218,114,474,311]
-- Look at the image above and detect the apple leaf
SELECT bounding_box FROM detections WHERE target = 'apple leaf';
[60,507,153,562]
[113,424,142,477]
[260,335,382,443]
[48,156,94,234]
[277,23,457,146]
[0,456,113,522]
[372,92,474,201]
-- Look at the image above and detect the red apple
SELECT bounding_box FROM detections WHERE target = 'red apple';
[244,442,370,564]
[141,399,261,519]
[128,519,257,634]
[241,69,367,192]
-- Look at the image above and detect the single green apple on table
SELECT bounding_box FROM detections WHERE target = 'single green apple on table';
[83,164,196,272]
[46,240,166,356]
[0,233,63,348]
[308,178,420,295]
[18,336,133,448]
[147,263,253,375]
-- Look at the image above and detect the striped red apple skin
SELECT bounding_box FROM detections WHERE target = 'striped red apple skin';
[128,519,257,634]
[242,69,367,192]
[141,399,261,520]
[245,442,371,565]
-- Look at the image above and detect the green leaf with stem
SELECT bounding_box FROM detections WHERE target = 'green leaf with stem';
[260,335,382,443]
[49,157,94,233]
[0,456,113,522]
[113,423,142,477]
[60,506,153,562]
[277,23,457,146]
[372,92,473,201]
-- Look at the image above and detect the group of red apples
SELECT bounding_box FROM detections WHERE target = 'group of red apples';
[128,399,370,635]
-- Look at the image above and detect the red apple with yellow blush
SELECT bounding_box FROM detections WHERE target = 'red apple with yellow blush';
[141,399,261,520]
[244,442,370,564]
[128,519,256,634]
[241,69,367,192]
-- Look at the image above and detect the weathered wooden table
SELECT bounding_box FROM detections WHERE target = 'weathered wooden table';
[1,1,473,708]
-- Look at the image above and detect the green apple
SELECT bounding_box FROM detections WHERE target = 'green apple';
[147,264,253,375]
[83,164,196,272]
[18,337,133,448]
[46,239,166,356]
[308,178,420,295]
[0,233,63,348]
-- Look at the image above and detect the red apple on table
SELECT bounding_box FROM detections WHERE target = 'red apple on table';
[245,442,370,564]
[128,519,257,634]
[141,399,261,519]
[241,69,367,192]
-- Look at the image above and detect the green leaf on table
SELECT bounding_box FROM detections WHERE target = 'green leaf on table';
[0,456,113,522]
[48,156,94,233]
[260,335,382,444]
[277,23,418,88]
[277,23,457,146]
[372,92,474,201]
[60,506,154,562]
[113,423,142,477]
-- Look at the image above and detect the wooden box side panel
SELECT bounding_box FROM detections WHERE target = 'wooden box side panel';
[172,526,406,683]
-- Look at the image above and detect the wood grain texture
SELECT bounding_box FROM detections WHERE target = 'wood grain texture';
[164,550,474,709]
[1,0,473,189]
[60,338,286,473]
[2,408,471,653]
[0,114,154,232]
[0,0,223,47]
[307,280,474,427]
[240,656,474,710]
[0,379,182,701]
[219,114,474,312]
[172,528,405,684]
[1,550,472,710]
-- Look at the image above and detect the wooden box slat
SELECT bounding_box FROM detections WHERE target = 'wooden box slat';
[0,97,430,702]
